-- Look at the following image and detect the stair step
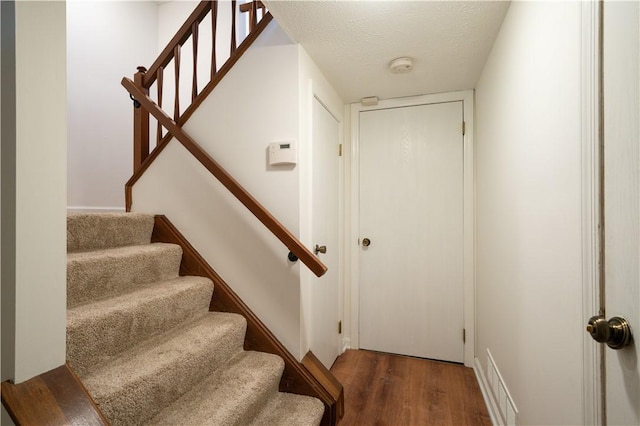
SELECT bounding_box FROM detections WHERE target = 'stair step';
[67,276,214,377]
[67,213,155,253]
[250,392,326,426]
[83,312,247,426]
[149,351,284,426]
[67,243,183,308]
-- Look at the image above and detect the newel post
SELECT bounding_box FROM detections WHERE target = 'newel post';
[133,66,150,172]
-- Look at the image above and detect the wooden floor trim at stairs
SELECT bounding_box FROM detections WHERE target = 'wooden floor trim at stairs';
[302,351,345,419]
[1,364,109,426]
[151,215,343,426]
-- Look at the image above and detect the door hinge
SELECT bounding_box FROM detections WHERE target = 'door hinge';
[463,328,466,343]
[338,144,343,156]
[462,121,466,136]
[338,320,342,334]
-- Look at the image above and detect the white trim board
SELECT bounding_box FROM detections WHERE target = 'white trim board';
[67,206,126,213]
[474,357,501,426]
[346,90,476,367]
[580,1,602,424]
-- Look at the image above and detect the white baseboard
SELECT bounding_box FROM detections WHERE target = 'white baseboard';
[67,206,126,213]
[341,338,351,353]
[474,357,501,426]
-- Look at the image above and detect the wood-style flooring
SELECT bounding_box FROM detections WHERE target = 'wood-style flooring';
[330,349,491,426]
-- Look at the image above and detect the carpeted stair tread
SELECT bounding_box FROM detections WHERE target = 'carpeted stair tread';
[149,351,284,426]
[67,276,214,377]
[67,213,155,253]
[83,312,247,426]
[249,392,326,426]
[67,243,183,308]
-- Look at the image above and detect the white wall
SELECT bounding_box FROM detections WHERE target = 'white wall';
[158,1,200,50]
[131,21,309,357]
[67,1,158,211]
[474,2,583,424]
[8,1,67,384]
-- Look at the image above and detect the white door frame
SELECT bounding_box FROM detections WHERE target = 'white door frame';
[346,90,475,367]
[580,1,602,424]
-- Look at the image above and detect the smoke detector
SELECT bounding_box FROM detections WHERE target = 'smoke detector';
[389,57,414,74]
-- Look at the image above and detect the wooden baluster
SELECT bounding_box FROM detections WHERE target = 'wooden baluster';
[191,21,198,102]
[240,1,264,31]
[260,2,266,21]
[251,1,258,32]
[231,0,237,53]
[133,66,149,172]
[246,3,254,32]
[211,1,218,79]
[173,45,180,121]
[156,66,164,145]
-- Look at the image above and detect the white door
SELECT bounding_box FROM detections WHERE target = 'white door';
[310,97,341,369]
[603,1,639,423]
[359,101,464,363]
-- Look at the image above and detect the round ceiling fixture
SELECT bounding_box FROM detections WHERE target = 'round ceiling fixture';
[389,57,414,74]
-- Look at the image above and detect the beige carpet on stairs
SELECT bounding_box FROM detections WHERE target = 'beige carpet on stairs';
[66,213,324,425]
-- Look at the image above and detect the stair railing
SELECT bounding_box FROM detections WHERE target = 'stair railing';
[125,1,324,276]
[132,1,271,172]
[123,78,328,278]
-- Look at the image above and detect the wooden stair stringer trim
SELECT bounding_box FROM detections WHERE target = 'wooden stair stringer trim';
[125,12,274,212]
[302,351,344,421]
[151,215,340,426]
[1,364,110,426]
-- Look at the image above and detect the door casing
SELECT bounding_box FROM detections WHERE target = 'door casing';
[346,90,475,367]
[580,1,606,424]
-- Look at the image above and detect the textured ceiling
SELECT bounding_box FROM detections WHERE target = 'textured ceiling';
[263,1,510,103]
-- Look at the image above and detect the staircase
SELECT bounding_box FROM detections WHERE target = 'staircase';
[66,212,324,425]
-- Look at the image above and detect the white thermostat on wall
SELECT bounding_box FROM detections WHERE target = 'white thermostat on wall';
[268,142,296,166]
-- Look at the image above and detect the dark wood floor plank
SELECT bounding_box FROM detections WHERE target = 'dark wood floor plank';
[1,375,67,426]
[1,364,108,426]
[41,365,109,426]
[330,349,491,426]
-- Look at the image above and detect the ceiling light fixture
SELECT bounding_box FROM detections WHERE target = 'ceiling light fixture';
[389,57,414,74]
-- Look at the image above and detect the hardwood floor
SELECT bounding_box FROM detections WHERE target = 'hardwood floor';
[330,350,491,426]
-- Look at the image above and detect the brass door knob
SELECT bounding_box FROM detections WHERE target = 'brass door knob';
[362,238,371,247]
[587,315,632,349]
[314,245,327,255]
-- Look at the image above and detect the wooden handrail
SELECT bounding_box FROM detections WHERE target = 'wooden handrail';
[143,1,212,89]
[123,77,328,278]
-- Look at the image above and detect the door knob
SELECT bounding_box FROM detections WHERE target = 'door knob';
[362,238,371,247]
[586,315,632,349]
[314,245,327,255]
